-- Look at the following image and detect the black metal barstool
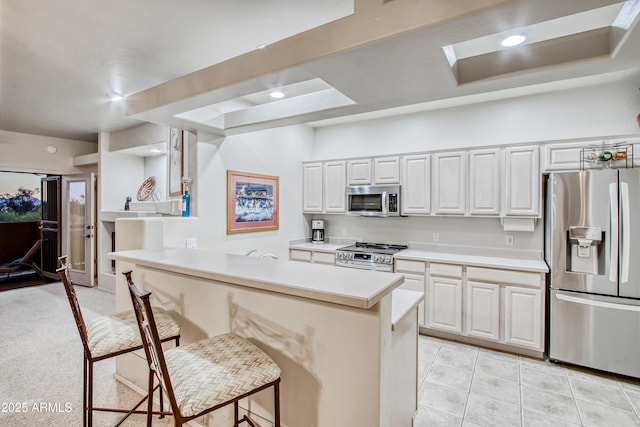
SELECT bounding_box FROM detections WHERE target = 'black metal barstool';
[124,270,282,427]
[57,256,181,426]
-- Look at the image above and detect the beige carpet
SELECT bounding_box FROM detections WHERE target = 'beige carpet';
[0,282,175,426]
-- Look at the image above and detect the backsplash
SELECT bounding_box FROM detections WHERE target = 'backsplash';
[306,214,543,255]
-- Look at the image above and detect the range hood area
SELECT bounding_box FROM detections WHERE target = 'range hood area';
[125,0,640,137]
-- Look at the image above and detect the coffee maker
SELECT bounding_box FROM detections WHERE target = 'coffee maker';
[311,219,325,244]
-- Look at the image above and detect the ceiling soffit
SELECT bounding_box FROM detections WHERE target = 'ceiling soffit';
[125,0,514,123]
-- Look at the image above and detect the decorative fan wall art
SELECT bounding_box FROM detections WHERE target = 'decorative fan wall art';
[137,176,156,201]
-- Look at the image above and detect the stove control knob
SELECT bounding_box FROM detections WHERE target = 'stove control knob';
[349,253,355,260]
[385,255,392,263]
[373,255,381,263]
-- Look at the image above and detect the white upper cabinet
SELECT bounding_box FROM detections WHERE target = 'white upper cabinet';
[504,146,539,216]
[433,151,466,215]
[542,141,592,171]
[468,148,500,215]
[324,160,347,213]
[303,162,323,213]
[401,154,431,215]
[347,159,372,185]
[373,156,401,184]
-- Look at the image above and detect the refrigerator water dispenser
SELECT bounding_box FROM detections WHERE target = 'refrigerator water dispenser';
[567,226,604,274]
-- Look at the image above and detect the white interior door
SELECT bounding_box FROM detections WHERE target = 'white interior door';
[62,173,95,287]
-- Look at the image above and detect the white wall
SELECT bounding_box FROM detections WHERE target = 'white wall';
[308,73,640,253]
[191,125,314,258]
[0,129,97,174]
[312,73,640,159]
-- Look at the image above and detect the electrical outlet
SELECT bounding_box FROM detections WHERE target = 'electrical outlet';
[433,232,439,242]
[505,235,514,246]
[186,238,198,249]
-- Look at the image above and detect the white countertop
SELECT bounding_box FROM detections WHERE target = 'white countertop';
[289,240,548,273]
[109,248,404,309]
[289,241,348,252]
[391,289,424,331]
[395,249,549,273]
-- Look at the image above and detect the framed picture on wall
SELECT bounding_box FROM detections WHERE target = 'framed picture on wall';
[227,170,279,234]
[168,128,183,197]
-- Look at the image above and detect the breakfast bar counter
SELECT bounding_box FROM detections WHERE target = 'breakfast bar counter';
[108,218,419,427]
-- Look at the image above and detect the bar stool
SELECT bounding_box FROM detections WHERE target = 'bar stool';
[124,271,282,427]
[57,256,181,426]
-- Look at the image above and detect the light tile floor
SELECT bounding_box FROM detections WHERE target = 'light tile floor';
[416,335,640,427]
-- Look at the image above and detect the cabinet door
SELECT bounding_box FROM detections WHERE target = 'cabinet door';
[303,162,323,213]
[399,274,426,327]
[466,281,500,341]
[324,161,346,213]
[312,251,335,265]
[427,276,463,333]
[401,154,431,215]
[347,159,372,185]
[505,146,539,216]
[542,141,595,171]
[504,286,542,349]
[469,149,500,215]
[374,156,400,184]
[433,151,466,215]
[290,249,312,262]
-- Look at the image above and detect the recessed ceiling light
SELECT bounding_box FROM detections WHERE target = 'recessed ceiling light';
[149,148,163,153]
[270,91,285,99]
[256,44,268,50]
[501,34,527,47]
[110,94,125,102]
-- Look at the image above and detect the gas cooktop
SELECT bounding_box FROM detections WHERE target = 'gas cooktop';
[335,242,408,272]
[338,242,409,255]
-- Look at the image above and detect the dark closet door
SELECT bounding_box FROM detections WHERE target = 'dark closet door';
[40,176,61,279]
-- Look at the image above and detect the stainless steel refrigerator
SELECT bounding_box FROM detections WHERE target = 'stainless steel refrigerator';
[546,169,640,378]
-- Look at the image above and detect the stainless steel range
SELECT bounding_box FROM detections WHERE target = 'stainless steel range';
[336,242,408,272]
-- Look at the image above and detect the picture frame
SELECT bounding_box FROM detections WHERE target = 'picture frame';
[168,128,183,197]
[227,170,279,234]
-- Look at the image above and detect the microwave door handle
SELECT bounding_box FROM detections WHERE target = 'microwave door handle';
[621,182,630,284]
[609,182,619,283]
[381,192,388,216]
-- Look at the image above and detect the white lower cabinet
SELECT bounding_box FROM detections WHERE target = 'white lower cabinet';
[422,263,545,353]
[427,275,463,334]
[290,249,312,262]
[289,249,335,265]
[504,286,542,349]
[466,281,500,341]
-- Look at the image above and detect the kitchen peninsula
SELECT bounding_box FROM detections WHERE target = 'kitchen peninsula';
[109,219,421,427]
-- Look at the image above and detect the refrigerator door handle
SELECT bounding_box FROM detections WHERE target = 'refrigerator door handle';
[609,182,619,283]
[556,292,640,312]
[621,182,630,284]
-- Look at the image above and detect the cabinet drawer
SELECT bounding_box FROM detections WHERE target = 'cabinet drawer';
[395,259,426,274]
[467,266,542,288]
[313,251,335,265]
[429,263,463,278]
[290,249,312,262]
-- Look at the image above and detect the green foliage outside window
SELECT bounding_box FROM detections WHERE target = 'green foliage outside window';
[0,187,41,223]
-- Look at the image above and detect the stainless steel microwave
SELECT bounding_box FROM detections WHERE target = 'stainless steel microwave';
[345,185,401,217]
